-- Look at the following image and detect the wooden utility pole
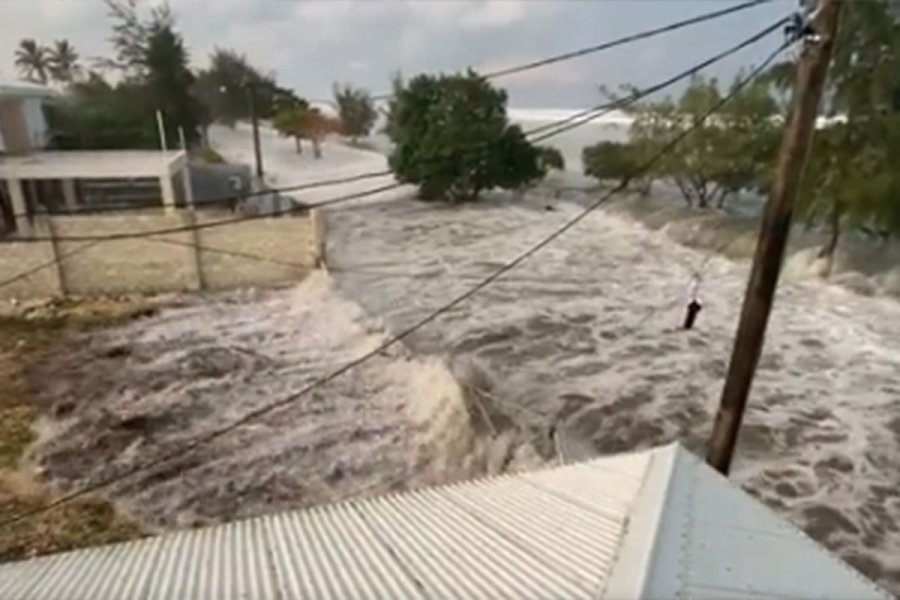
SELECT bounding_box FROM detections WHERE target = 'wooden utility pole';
[706,0,843,475]
[247,83,265,179]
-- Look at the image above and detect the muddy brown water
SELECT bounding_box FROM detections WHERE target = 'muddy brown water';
[325,187,900,593]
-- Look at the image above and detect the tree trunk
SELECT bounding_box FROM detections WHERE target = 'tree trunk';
[313,138,322,159]
[673,178,693,207]
[713,185,729,209]
[818,201,842,276]
[294,136,302,154]
[695,180,709,209]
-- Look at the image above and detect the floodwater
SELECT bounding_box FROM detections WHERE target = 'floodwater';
[21,122,900,593]
[326,186,900,590]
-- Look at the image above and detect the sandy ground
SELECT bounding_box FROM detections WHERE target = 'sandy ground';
[11,123,900,594]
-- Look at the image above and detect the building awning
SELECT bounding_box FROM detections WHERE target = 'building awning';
[0,443,889,599]
[0,150,187,180]
[0,81,57,99]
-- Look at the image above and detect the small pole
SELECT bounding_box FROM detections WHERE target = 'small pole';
[706,0,843,475]
[156,110,168,152]
[247,84,264,179]
[179,126,195,210]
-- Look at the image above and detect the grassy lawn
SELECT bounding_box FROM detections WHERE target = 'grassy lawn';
[0,301,153,562]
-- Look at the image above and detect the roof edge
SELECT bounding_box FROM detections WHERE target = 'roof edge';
[599,442,684,599]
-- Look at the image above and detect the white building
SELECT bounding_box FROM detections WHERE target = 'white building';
[0,443,889,599]
[0,80,55,154]
[0,80,193,234]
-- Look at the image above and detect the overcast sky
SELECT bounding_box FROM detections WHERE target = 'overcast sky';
[1,0,791,108]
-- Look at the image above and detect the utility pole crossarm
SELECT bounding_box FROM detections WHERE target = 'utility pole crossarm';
[706,0,843,475]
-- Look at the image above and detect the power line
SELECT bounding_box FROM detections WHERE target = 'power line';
[2,181,404,244]
[0,240,102,291]
[370,0,773,100]
[8,168,394,221]
[0,15,787,304]
[484,0,773,79]
[0,37,790,530]
[8,0,776,224]
[526,17,789,143]
[3,1,778,237]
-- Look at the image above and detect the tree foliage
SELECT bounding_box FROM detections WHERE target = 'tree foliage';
[101,0,174,75]
[193,49,296,126]
[272,105,339,158]
[782,0,900,263]
[14,39,49,84]
[582,141,643,189]
[538,147,565,173]
[272,103,312,154]
[46,2,202,149]
[590,75,779,209]
[48,40,82,83]
[47,74,159,149]
[387,71,549,202]
[143,25,200,145]
[333,83,377,141]
[580,0,900,266]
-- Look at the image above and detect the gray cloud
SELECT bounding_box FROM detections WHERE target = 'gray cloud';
[0,0,791,108]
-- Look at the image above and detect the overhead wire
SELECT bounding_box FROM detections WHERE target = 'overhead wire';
[526,17,788,143]
[0,33,792,529]
[5,0,773,224]
[0,15,790,300]
[369,0,773,98]
[1,15,788,247]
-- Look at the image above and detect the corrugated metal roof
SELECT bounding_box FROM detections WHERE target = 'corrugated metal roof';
[0,444,890,600]
[0,449,649,600]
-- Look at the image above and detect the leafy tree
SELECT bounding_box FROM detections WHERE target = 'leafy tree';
[333,83,377,141]
[48,40,82,84]
[304,108,341,158]
[272,105,336,158]
[387,70,549,202]
[143,25,200,146]
[14,39,49,84]
[102,0,174,75]
[537,147,565,173]
[773,0,900,263]
[589,75,778,208]
[582,141,645,190]
[193,48,300,127]
[194,49,273,126]
[272,104,311,153]
[46,74,158,149]
[48,14,201,149]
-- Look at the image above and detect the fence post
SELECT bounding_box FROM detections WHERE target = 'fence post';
[182,210,205,291]
[46,217,68,296]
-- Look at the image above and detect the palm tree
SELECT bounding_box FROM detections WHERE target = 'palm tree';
[48,39,81,83]
[14,39,49,84]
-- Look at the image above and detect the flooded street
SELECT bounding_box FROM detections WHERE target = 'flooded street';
[325,182,900,590]
[22,124,898,591]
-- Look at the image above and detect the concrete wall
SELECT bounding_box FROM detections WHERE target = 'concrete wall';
[0,208,322,299]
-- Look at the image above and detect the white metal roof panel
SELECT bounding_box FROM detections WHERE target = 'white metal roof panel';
[0,535,164,600]
[264,501,422,599]
[683,451,891,600]
[143,515,278,600]
[602,445,892,600]
[0,451,650,600]
[0,443,890,600]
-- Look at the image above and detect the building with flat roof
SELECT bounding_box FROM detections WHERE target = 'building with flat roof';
[0,149,193,233]
[0,80,194,235]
